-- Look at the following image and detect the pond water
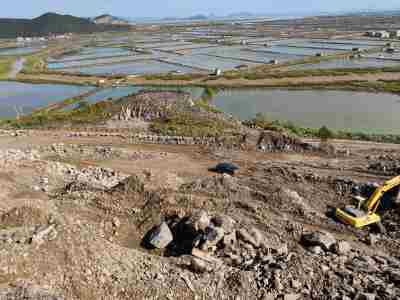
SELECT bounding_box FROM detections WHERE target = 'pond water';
[198,47,303,64]
[48,55,154,69]
[213,89,400,134]
[0,81,93,118]
[3,81,400,135]
[82,86,205,103]
[61,60,201,75]
[164,54,259,71]
[0,46,43,56]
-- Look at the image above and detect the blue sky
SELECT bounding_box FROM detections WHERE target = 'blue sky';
[1,0,399,18]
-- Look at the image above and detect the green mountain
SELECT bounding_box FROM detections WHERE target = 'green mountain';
[0,12,128,38]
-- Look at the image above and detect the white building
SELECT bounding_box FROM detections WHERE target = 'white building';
[375,31,390,39]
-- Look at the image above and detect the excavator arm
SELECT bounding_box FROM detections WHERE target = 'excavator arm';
[364,175,400,213]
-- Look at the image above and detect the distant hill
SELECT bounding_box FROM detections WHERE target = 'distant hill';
[0,12,130,38]
[227,12,255,18]
[186,14,209,20]
[93,14,129,25]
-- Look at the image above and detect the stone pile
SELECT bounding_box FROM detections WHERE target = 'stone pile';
[368,158,400,176]
[146,211,400,299]
[46,163,129,190]
[257,131,318,153]
[0,148,40,164]
[42,143,160,161]
[128,134,243,148]
[116,91,194,122]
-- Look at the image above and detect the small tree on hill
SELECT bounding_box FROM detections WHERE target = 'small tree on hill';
[318,125,333,142]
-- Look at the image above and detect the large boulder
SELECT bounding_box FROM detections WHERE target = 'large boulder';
[147,222,173,249]
[301,231,336,252]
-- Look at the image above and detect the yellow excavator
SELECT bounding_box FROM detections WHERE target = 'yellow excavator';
[336,175,400,231]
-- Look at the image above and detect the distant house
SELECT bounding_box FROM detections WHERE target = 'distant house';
[375,31,390,39]
[213,68,222,76]
[390,30,400,38]
[366,31,376,37]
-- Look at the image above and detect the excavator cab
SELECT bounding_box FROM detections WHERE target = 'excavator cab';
[335,176,400,230]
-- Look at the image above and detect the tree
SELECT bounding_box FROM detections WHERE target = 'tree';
[318,125,333,141]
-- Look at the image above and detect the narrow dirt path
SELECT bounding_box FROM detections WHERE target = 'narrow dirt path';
[8,57,25,79]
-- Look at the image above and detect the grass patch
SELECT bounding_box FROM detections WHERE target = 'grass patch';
[0,57,16,79]
[150,112,234,137]
[4,101,113,128]
[144,73,205,81]
[244,113,400,144]
[22,55,46,73]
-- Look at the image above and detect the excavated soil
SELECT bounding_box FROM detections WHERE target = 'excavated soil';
[0,131,399,299]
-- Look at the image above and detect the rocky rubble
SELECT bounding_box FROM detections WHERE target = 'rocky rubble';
[0,148,40,165]
[115,91,194,122]
[0,224,57,246]
[0,281,63,300]
[36,162,130,193]
[368,155,400,175]
[42,143,165,161]
[257,131,319,153]
[0,129,28,137]
[144,209,400,299]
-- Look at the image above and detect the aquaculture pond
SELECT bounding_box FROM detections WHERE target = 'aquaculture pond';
[0,46,44,56]
[0,81,93,118]
[61,60,201,75]
[212,89,400,134]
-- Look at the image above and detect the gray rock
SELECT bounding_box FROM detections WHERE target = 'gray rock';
[309,246,323,254]
[211,214,236,233]
[354,293,376,300]
[333,241,351,255]
[148,222,173,249]
[276,243,289,255]
[188,210,210,232]
[367,234,378,246]
[291,279,302,289]
[302,231,336,251]
[284,294,301,300]
[201,226,225,252]
[223,231,237,248]
[263,294,276,300]
[237,227,263,248]
[190,257,211,273]
[274,271,283,291]
[321,265,330,273]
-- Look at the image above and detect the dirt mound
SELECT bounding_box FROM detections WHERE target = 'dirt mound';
[180,174,250,198]
[0,206,49,228]
[115,91,194,122]
[92,176,163,218]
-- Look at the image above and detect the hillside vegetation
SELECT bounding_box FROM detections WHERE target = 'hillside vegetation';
[0,12,130,38]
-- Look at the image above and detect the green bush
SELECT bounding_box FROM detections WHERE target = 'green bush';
[317,126,334,141]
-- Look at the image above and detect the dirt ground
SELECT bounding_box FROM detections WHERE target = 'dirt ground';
[0,130,399,299]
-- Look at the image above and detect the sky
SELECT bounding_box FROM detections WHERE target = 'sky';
[1,0,400,19]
